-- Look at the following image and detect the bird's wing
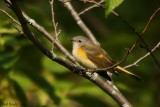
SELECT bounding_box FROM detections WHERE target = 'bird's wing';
[83,44,114,68]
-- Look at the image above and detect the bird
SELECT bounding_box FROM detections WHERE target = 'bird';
[71,36,142,81]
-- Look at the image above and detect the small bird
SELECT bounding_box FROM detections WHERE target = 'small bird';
[71,36,142,81]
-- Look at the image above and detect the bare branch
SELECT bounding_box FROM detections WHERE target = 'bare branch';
[124,42,160,69]
[79,0,104,15]
[113,10,160,68]
[0,9,20,25]
[141,7,160,35]
[80,0,105,8]
[50,0,61,40]
[132,7,160,51]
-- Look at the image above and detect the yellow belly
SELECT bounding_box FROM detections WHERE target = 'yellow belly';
[74,48,97,69]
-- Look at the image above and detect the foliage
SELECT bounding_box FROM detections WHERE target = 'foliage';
[105,0,124,16]
[0,0,160,107]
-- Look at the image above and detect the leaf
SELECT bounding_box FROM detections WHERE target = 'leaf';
[105,0,124,16]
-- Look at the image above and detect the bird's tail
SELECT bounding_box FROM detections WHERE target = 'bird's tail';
[116,66,142,81]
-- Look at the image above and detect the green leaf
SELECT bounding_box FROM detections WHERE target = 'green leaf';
[105,0,124,16]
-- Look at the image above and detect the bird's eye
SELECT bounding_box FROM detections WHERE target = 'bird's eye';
[78,40,82,43]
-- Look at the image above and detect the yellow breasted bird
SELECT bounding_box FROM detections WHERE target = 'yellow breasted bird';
[71,36,142,81]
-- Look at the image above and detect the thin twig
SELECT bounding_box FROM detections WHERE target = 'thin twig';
[50,0,62,53]
[124,42,160,69]
[112,10,160,69]
[124,7,160,68]
[130,7,160,52]
[0,9,23,34]
[79,0,104,15]
[50,0,61,40]
[112,11,160,68]
[0,9,20,25]
[80,0,105,8]
[141,7,160,35]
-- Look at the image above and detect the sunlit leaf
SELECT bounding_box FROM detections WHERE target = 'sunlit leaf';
[105,0,124,16]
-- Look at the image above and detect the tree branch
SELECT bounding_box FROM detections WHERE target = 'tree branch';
[124,41,160,69]
[50,0,61,40]
[79,0,104,15]
[141,7,160,35]
[112,7,160,69]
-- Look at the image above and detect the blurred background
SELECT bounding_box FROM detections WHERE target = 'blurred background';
[0,0,160,107]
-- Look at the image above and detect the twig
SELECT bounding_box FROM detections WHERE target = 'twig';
[50,0,61,41]
[141,7,160,35]
[50,0,62,53]
[79,0,104,15]
[80,0,105,8]
[130,7,160,52]
[60,0,99,45]
[0,9,23,34]
[112,10,160,69]
[115,7,160,69]
[0,9,20,25]
[124,42,160,69]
